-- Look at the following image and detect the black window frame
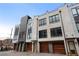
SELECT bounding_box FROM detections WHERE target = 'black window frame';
[50,27,62,37]
[72,7,79,33]
[72,7,79,17]
[39,18,46,26]
[28,27,32,39]
[39,30,47,38]
[49,14,60,23]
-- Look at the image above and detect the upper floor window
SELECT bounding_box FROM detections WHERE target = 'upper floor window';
[14,27,19,36]
[39,30,47,38]
[72,8,79,17]
[49,14,60,23]
[50,27,62,37]
[72,7,79,33]
[39,18,46,26]
[19,32,25,39]
[76,23,79,32]
[28,27,32,39]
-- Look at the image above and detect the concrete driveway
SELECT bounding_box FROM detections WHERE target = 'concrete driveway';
[0,50,66,56]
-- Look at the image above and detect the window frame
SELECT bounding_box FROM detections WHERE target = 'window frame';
[49,14,60,23]
[72,7,79,33]
[28,27,32,39]
[39,30,47,38]
[50,27,62,37]
[39,18,47,26]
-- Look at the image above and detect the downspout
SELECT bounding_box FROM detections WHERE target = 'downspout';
[36,18,39,53]
[59,10,68,55]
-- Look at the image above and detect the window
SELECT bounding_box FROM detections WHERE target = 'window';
[76,23,79,32]
[77,8,79,14]
[72,8,79,17]
[39,30,47,38]
[49,14,60,23]
[72,8,77,16]
[28,27,32,39]
[14,27,19,36]
[19,32,25,38]
[50,27,62,37]
[72,7,79,33]
[39,18,46,26]
[55,14,59,21]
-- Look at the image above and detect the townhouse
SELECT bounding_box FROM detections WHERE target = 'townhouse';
[13,3,79,56]
[13,16,31,51]
[13,25,19,51]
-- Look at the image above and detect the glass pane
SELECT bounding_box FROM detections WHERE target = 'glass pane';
[53,16,55,22]
[49,16,53,23]
[76,23,79,31]
[77,8,79,14]
[56,14,59,21]
[43,19,46,25]
[72,8,77,15]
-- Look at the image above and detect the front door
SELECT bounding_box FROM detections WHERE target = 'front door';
[68,41,77,55]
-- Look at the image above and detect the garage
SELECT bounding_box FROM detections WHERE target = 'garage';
[53,41,65,54]
[26,43,32,52]
[40,42,49,53]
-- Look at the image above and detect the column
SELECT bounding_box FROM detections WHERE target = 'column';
[48,42,53,53]
[74,39,79,55]
[32,42,34,53]
[37,42,40,53]
[22,43,25,52]
[66,40,70,55]
[18,43,21,51]
[64,39,68,55]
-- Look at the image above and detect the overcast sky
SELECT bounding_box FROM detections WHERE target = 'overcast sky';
[0,3,64,39]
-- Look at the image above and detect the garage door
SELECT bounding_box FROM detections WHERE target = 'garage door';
[26,43,32,52]
[53,41,65,54]
[40,42,48,53]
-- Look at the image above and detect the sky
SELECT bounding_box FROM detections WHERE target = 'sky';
[0,3,64,40]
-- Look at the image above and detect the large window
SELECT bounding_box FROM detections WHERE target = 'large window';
[72,7,79,32]
[28,27,32,39]
[72,8,79,17]
[19,32,25,39]
[49,14,60,23]
[14,27,19,36]
[50,27,62,37]
[72,8,77,16]
[39,30,47,38]
[39,18,46,26]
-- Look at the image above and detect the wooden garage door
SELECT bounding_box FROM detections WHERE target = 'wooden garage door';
[53,41,65,54]
[26,43,32,52]
[40,42,48,53]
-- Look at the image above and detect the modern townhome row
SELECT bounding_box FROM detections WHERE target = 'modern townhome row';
[12,3,79,55]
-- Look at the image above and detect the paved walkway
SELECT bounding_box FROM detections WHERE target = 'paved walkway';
[0,50,66,56]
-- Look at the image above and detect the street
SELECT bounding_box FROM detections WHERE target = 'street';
[0,50,66,56]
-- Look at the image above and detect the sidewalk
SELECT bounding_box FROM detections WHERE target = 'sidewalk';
[0,50,66,56]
